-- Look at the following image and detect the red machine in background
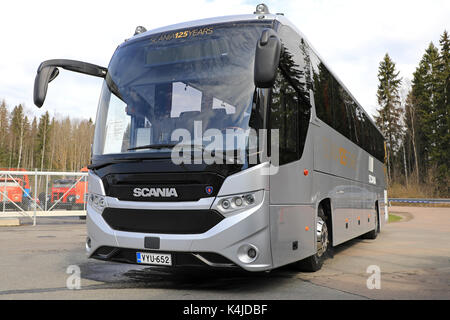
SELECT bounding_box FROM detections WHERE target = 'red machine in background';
[0,177,29,210]
[0,168,31,210]
[38,167,88,210]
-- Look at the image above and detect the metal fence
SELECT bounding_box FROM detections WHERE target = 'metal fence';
[0,170,88,225]
[388,198,450,205]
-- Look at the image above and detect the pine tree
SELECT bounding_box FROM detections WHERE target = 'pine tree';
[412,44,436,169]
[29,117,38,169]
[375,54,403,183]
[436,31,450,194]
[439,31,450,110]
[10,104,26,168]
[409,35,450,195]
[21,116,31,169]
[404,91,420,185]
[36,111,51,171]
[0,100,9,165]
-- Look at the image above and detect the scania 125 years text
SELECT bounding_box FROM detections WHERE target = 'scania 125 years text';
[34,4,387,272]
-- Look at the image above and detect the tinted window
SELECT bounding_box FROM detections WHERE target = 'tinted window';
[309,48,384,162]
[270,26,311,165]
[278,26,311,100]
[271,71,299,165]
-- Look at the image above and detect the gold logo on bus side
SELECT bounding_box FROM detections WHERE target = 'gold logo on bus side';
[322,137,356,170]
[339,147,348,166]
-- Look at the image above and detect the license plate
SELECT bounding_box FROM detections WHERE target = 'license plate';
[136,252,172,266]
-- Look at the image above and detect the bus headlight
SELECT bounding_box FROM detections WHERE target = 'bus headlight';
[88,193,107,213]
[213,190,264,215]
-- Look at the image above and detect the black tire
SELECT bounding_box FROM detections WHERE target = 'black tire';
[72,204,84,210]
[362,208,379,240]
[38,192,55,210]
[41,201,53,211]
[20,198,30,211]
[295,206,330,272]
[38,192,46,204]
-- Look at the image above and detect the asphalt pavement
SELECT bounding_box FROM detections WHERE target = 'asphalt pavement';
[0,206,448,299]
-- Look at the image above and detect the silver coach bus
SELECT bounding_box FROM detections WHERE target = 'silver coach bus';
[34,4,387,272]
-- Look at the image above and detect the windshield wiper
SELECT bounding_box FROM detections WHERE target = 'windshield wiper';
[127,143,177,151]
[127,143,206,151]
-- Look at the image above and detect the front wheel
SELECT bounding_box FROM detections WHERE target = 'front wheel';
[295,206,330,272]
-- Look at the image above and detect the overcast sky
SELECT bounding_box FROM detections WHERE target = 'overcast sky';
[0,0,448,122]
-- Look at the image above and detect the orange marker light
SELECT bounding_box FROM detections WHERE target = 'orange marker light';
[305,226,309,231]
[303,169,309,176]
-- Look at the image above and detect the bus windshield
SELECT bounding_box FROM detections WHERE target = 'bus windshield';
[93,22,269,156]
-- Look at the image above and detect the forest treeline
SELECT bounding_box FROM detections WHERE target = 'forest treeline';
[375,30,449,197]
[0,102,94,172]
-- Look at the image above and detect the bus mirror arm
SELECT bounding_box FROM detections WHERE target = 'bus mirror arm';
[254,29,282,88]
[33,59,107,108]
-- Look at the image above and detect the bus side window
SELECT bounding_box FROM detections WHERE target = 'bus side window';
[271,26,312,166]
[271,71,299,165]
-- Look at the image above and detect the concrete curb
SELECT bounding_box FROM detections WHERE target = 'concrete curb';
[0,218,21,226]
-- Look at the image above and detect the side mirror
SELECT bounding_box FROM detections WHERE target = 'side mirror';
[33,59,107,108]
[254,29,282,88]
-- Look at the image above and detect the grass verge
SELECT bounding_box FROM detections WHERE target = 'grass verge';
[388,213,403,223]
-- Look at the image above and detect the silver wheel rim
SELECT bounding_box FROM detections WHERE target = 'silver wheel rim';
[316,216,329,257]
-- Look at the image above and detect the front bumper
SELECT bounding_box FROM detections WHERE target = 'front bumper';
[90,246,239,269]
[86,191,273,272]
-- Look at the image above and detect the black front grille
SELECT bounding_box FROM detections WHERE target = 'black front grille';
[53,192,64,200]
[102,207,224,234]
